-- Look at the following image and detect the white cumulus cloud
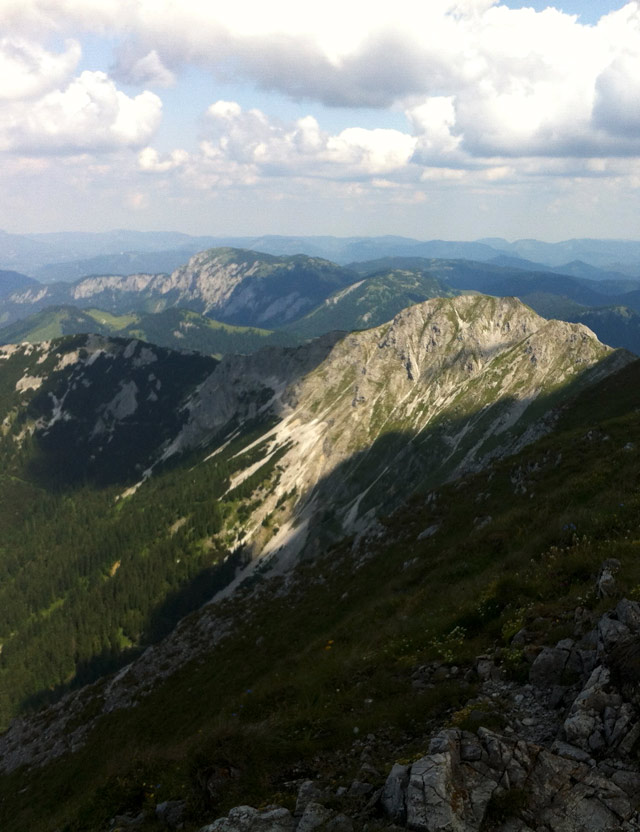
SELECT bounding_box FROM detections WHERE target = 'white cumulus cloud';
[5,0,640,161]
[198,101,417,180]
[138,146,189,172]
[0,70,162,154]
[593,53,640,140]
[0,37,80,100]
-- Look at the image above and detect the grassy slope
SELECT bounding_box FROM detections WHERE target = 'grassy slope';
[4,360,640,830]
[285,270,458,338]
[0,307,115,343]
[119,308,298,356]
[83,308,138,329]
[0,306,299,356]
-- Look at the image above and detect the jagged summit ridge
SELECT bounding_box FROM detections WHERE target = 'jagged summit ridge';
[0,247,356,328]
[165,295,630,568]
[1,295,626,557]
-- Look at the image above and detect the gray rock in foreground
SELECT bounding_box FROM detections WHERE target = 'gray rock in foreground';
[204,598,640,832]
[200,805,295,832]
[382,726,638,832]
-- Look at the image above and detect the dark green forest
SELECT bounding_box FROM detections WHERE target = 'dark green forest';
[0,337,288,729]
[0,421,292,727]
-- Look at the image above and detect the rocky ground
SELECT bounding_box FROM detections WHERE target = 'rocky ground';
[164,566,640,832]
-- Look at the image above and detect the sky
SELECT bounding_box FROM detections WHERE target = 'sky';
[2,0,640,241]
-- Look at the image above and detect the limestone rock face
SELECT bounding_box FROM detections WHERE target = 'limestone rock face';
[199,805,295,832]
[559,599,640,760]
[165,249,353,327]
[0,247,355,327]
[382,727,637,832]
[376,597,640,832]
[296,802,335,832]
[529,643,596,688]
[168,294,630,567]
[380,763,410,824]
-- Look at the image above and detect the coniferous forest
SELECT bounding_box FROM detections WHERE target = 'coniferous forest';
[0,337,287,729]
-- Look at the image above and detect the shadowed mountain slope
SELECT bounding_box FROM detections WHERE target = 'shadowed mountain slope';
[0,270,40,300]
[2,335,640,830]
[0,294,630,741]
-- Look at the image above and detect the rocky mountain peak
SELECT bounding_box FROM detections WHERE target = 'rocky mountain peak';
[154,295,630,574]
[0,247,358,328]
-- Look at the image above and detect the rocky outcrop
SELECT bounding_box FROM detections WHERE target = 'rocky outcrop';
[175,294,631,567]
[377,597,640,831]
[201,799,355,832]
[195,596,640,832]
[381,727,638,831]
[157,331,343,462]
[200,805,296,832]
[0,248,356,328]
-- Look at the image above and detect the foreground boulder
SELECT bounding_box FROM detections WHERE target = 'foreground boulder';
[201,598,640,832]
[200,805,295,832]
[381,727,637,831]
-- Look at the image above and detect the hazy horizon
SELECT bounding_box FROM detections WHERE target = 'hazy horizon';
[7,229,640,246]
[3,2,640,240]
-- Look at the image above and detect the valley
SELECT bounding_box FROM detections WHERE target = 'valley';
[1,241,640,831]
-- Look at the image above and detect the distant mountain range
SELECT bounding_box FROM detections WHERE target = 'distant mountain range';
[6,248,640,358]
[3,229,640,280]
[0,248,356,329]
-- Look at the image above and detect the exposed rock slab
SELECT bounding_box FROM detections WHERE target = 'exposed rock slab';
[382,727,638,832]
